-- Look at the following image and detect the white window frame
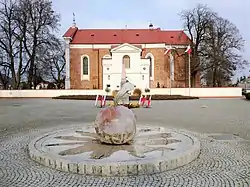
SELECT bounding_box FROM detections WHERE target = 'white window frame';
[123,55,131,69]
[145,53,154,80]
[81,55,90,80]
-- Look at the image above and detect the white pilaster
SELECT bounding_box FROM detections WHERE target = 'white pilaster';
[65,39,70,89]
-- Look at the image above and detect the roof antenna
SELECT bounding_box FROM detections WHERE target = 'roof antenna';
[72,12,76,27]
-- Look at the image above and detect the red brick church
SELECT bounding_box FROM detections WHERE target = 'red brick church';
[63,23,200,90]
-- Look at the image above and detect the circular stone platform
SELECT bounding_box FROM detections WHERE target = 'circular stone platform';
[28,125,200,176]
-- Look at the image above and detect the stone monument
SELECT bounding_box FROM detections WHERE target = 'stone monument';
[114,80,135,106]
[94,80,137,145]
[28,60,201,176]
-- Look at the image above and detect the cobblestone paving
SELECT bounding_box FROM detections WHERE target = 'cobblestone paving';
[0,98,250,187]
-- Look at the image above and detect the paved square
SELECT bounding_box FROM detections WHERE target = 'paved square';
[0,98,250,186]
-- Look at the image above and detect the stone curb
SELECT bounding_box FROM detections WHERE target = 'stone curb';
[28,126,201,177]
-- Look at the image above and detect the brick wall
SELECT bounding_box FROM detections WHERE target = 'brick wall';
[70,48,109,89]
[70,47,200,89]
[142,48,188,88]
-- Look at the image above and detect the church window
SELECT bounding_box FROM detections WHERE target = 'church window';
[148,56,152,77]
[81,55,90,80]
[123,55,130,69]
[82,57,88,75]
[145,53,154,79]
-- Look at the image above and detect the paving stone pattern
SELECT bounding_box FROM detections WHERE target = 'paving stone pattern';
[28,126,200,176]
[0,98,250,186]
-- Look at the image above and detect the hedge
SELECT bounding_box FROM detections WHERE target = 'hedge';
[52,94,199,100]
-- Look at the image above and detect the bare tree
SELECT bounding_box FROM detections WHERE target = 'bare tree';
[37,37,66,88]
[48,41,66,89]
[180,4,247,87]
[16,0,60,88]
[0,0,63,89]
[180,4,217,86]
[0,0,26,89]
[0,65,10,89]
[202,16,247,86]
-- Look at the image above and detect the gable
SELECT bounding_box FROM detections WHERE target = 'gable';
[110,43,142,53]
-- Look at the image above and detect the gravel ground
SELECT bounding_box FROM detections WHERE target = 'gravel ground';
[0,98,250,187]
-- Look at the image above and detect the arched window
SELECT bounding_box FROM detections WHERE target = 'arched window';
[82,57,88,75]
[147,56,152,77]
[145,53,154,79]
[123,55,130,69]
[81,55,90,80]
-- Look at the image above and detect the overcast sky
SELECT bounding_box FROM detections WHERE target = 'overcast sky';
[52,0,250,79]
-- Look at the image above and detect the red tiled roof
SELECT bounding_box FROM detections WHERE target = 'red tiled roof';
[63,27,78,39]
[63,27,191,45]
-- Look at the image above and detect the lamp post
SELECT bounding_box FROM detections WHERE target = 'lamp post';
[185,45,192,96]
[169,52,174,95]
[164,46,175,95]
[188,52,191,96]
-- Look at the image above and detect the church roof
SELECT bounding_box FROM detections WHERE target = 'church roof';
[63,27,191,45]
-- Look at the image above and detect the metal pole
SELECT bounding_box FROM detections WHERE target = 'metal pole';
[170,77,172,95]
[169,53,172,95]
[188,53,191,96]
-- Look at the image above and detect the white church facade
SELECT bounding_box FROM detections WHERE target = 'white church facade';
[102,43,150,90]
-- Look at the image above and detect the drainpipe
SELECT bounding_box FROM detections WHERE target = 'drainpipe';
[97,49,100,89]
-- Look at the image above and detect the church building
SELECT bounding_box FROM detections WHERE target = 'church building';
[63,23,200,90]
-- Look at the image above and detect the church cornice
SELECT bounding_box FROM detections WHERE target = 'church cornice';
[70,43,189,49]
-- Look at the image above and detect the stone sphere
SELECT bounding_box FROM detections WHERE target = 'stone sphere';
[94,105,137,145]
